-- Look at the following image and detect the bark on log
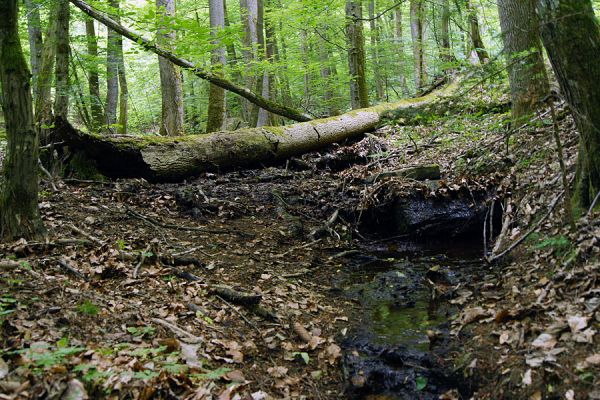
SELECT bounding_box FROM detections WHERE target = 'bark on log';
[52,82,457,182]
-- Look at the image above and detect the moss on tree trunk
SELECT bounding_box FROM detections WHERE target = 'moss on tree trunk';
[0,0,46,240]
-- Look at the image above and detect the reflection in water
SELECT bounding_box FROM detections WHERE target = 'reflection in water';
[371,293,446,351]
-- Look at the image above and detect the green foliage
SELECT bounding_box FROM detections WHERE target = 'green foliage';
[191,367,232,381]
[416,376,428,391]
[17,339,85,372]
[77,300,100,316]
[533,235,572,257]
[0,296,17,318]
[126,326,156,338]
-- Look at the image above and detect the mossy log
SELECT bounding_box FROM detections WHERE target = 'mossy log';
[52,83,457,182]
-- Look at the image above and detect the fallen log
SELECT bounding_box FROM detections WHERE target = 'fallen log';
[52,82,457,182]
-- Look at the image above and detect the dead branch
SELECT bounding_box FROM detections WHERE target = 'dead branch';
[151,318,203,343]
[210,285,262,306]
[57,257,88,281]
[487,192,564,263]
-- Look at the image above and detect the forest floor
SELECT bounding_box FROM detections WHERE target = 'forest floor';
[0,91,598,399]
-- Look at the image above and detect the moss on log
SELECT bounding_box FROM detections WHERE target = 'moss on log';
[52,82,457,182]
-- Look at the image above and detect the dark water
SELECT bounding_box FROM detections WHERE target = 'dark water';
[336,239,483,399]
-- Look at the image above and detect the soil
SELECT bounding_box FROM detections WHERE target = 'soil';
[1,94,598,400]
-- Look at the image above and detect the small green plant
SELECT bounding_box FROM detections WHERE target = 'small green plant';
[533,235,572,256]
[19,339,85,372]
[191,367,231,381]
[115,239,127,250]
[77,300,100,316]
[0,296,17,317]
[127,326,156,338]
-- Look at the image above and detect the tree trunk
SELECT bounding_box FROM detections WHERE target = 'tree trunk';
[85,18,104,130]
[394,6,409,95]
[346,0,369,109]
[537,0,600,209]
[410,0,427,91]
[106,0,119,130]
[498,0,548,122]
[465,0,488,63]
[54,0,70,119]
[52,82,457,182]
[35,2,58,131]
[206,0,227,133]
[156,0,184,136]
[69,0,311,122]
[440,0,454,66]
[24,0,43,101]
[116,34,128,135]
[257,1,277,126]
[369,0,385,101]
[0,0,46,240]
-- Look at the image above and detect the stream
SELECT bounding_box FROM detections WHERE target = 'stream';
[335,239,483,399]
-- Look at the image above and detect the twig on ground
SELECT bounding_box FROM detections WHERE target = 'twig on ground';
[69,224,104,246]
[38,159,58,191]
[487,192,564,263]
[151,318,203,343]
[57,257,88,281]
[587,190,600,217]
[279,238,322,257]
[172,246,216,258]
[214,295,261,334]
[132,244,152,279]
[126,207,242,236]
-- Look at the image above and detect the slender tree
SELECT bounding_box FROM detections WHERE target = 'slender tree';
[439,0,455,66]
[54,0,70,119]
[346,0,369,109]
[106,0,119,130]
[85,18,103,130]
[35,2,58,131]
[24,0,43,100]
[537,0,600,209]
[465,0,489,63]
[394,5,409,95]
[206,0,227,132]
[0,0,46,240]
[410,0,427,91]
[498,0,548,121]
[116,32,128,134]
[156,0,184,136]
[369,0,385,101]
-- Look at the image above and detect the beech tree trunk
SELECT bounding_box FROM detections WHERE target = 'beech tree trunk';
[346,0,369,109]
[52,82,457,182]
[394,6,410,95]
[35,2,58,131]
[156,0,184,136]
[439,0,454,66]
[498,0,548,121]
[116,34,128,135]
[69,0,312,122]
[54,0,70,119]
[465,0,488,63]
[85,18,104,130]
[410,0,427,91]
[24,0,43,100]
[369,0,385,101]
[106,0,119,130]
[206,0,227,133]
[0,0,46,240]
[537,0,600,209]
